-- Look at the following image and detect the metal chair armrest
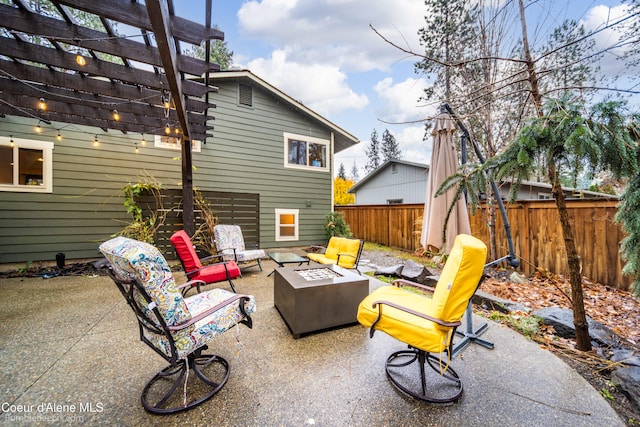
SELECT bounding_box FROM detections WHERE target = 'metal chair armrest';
[168,294,253,331]
[392,278,436,294]
[177,279,206,290]
[369,299,461,331]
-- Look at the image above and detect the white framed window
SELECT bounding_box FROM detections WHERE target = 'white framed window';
[0,136,53,193]
[154,135,201,152]
[283,132,329,172]
[275,208,299,241]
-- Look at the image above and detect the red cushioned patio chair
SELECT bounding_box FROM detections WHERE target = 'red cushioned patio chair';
[170,230,242,294]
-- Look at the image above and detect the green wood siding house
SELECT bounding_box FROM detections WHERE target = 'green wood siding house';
[0,70,359,264]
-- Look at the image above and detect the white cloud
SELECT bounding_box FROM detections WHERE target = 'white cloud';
[247,49,369,116]
[580,4,635,75]
[373,77,433,123]
[395,125,431,165]
[238,0,425,73]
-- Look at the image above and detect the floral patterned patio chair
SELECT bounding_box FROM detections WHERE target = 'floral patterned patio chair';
[99,236,255,414]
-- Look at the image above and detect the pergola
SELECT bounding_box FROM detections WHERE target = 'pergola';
[0,0,221,233]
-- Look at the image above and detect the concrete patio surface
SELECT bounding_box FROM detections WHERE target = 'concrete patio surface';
[0,259,624,426]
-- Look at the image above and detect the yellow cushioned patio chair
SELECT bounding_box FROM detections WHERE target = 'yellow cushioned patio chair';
[357,234,487,403]
[307,236,364,273]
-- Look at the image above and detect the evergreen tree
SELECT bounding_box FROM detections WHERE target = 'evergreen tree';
[183,34,234,70]
[350,161,360,181]
[364,129,381,174]
[381,129,402,161]
[337,163,347,180]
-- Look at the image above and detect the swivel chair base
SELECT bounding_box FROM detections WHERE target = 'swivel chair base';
[385,348,463,403]
[142,349,229,414]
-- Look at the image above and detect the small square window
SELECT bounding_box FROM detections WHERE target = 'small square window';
[275,208,299,241]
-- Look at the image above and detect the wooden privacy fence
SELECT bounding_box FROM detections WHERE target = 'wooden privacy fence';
[336,200,631,290]
[139,189,260,256]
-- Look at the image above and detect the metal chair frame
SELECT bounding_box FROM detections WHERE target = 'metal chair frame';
[104,266,253,414]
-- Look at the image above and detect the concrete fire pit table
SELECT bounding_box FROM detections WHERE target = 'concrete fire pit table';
[273,264,370,338]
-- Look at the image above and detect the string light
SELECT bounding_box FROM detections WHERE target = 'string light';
[174,127,180,135]
[10,135,14,147]
[38,98,47,110]
[76,54,86,66]
[93,134,99,147]
[165,123,171,134]
[134,143,139,154]
[140,134,146,146]
[112,110,120,121]
[162,95,170,110]
[35,122,42,133]
[56,129,62,140]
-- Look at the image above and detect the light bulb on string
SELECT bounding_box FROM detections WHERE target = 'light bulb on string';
[93,134,99,147]
[56,129,62,141]
[38,98,47,110]
[10,135,14,147]
[76,54,86,66]
[35,121,42,133]
[134,143,139,154]
[165,123,171,134]
[112,110,120,121]
[140,134,146,146]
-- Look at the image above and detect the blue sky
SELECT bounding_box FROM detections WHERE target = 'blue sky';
[175,1,637,179]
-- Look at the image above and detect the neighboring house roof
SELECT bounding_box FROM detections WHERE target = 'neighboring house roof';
[498,179,619,200]
[208,70,359,153]
[348,159,429,193]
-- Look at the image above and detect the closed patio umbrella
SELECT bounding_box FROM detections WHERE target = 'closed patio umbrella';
[420,112,471,254]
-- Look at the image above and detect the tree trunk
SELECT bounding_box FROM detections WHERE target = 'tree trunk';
[548,161,592,351]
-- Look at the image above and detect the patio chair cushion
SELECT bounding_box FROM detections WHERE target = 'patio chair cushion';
[308,237,362,269]
[214,224,266,263]
[197,262,241,284]
[357,234,486,353]
[170,230,242,292]
[100,236,191,327]
[147,288,256,360]
[170,229,202,272]
[99,236,256,360]
[357,286,447,353]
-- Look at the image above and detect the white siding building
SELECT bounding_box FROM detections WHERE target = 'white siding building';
[347,160,429,205]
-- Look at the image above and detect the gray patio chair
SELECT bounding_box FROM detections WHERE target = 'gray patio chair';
[213,224,265,271]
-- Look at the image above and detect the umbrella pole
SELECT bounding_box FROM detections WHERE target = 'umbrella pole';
[441,103,520,356]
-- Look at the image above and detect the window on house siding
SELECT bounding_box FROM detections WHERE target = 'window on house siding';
[154,135,201,152]
[283,133,329,172]
[0,137,53,193]
[238,83,253,107]
[275,208,299,241]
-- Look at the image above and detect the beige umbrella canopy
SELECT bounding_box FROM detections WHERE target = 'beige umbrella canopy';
[420,112,471,254]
